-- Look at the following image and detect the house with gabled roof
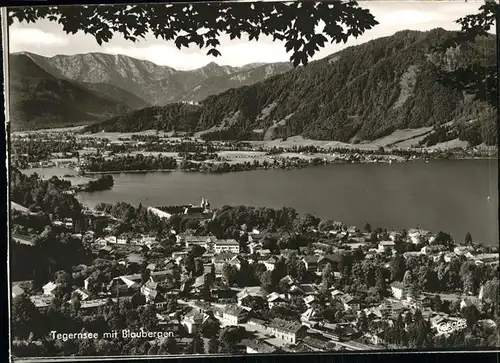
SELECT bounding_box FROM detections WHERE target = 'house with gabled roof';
[302,335,336,351]
[264,256,280,271]
[108,274,141,294]
[268,318,307,344]
[181,310,211,334]
[257,249,272,257]
[301,307,320,325]
[149,270,170,284]
[299,284,319,295]
[229,255,245,270]
[42,282,59,296]
[244,339,281,354]
[12,285,25,299]
[267,292,287,308]
[212,252,238,276]
[141,280,158,303]
[73,288,91,301]
[317,254,344,272]
[340,293,360,311]
[303,295,317,307]
[214,239,240,254]
[330,289,344,300]
[390,281,408,300]
[302,255,320,272]
[279,275,297,287]
[222,305,250,325]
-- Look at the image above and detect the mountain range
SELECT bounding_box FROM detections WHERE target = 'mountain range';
[9,52,293,131]
[84,28,497,146]
[10,29,497,146]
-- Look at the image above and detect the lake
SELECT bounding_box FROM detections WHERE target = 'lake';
[23,160,499,246]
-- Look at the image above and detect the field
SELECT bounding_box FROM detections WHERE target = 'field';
[249,128,437,151]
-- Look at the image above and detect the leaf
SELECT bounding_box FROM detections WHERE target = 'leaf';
[206,38,220,47]
[207,48,221,57]
[11,1,382,64]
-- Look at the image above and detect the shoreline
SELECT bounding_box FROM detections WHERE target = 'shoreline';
[77,156,497,175]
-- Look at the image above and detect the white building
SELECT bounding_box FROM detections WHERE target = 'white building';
[42,282,59,296]
[264,256,279,271]
[222,305,249,325]
[378,241,396,253]
[214,239,240,254]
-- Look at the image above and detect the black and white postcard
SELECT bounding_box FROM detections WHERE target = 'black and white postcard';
[5,1,499,360]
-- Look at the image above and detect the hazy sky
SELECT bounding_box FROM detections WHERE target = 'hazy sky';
[9,1,487,70]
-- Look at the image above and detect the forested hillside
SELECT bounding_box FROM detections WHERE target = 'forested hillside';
[86,29,497,146]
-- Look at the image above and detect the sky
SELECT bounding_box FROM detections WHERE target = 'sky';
[8,1,489,71]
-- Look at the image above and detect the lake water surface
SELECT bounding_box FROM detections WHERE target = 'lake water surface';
[24,160,499,246]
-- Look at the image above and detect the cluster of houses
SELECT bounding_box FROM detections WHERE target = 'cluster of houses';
[11,197,499,352]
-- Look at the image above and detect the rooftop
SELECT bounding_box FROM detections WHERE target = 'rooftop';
[269,318,304,334]
[216,239,239,246]
[243,339,279,354]
[302,255,320,263]
[224,305,248,316]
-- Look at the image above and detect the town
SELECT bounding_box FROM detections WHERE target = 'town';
[11,131,497,178]
[10,165,500,356]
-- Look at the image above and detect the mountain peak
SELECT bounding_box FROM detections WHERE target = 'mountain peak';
[203,61,221,68]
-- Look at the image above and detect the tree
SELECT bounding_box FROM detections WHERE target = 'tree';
[431,294,443,312]
[321,263,334,290]
[260,270,275,293]
[461,304,480,328]
[219,327,241,353]
[161,336,179,354]
[222,263,237,286]
[9,2,378,68]
[140,268,151,284]
[435,2,499,109]
[464,232,473,246]
[130,292,146,308]
[364,223,372,233]
[207,336,219,354]
[296,262,307,282]
[390,254,406,282]
[184,254,196,277]
[187,333,204,354]
[460,261,478,294]
[11,294,41,339]
[481,278,499,311]
[403,270,414,287]
[195,259,204,277]
[140,304,158,331]
[201,318,220,338]
[356,310,369,332]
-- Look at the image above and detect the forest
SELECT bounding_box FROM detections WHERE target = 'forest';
[83,175,114,192]
[83,154,177,173]
[85,29,497,146]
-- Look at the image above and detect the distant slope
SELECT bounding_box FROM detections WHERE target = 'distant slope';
[177,62,294,103]
[19,52,293,106]
[9,54,130,131]
[77,81,150,109]
[86,29,497,146]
